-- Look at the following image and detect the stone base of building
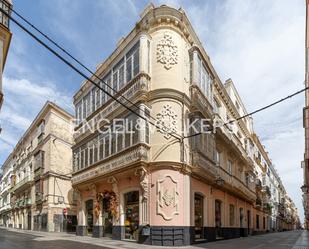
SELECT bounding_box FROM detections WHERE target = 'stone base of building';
[76,226,87,236]
[92,226,103,238]
[149,226,192,246]
[108,226,249,246]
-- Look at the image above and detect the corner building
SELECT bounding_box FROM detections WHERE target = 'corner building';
[72,4,293,245]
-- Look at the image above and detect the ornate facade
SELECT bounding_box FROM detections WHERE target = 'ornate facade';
[71,4,298,246]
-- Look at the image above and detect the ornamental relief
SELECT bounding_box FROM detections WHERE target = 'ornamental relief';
[155,104,178,139]
[156,33,178,70]
[156,175,179,221]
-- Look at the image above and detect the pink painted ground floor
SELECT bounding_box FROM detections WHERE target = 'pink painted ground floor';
[73,165,284,246]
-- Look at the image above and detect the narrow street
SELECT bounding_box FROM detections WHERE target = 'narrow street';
[0,228,307,249]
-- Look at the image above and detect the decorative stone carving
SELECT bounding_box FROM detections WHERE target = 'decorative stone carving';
[135,167,148,200]
[107,176,118,196]
[156,175,179,221]
[156,104,178,139]
[156,33,178,70]
[107,176,119,221]
[88,184,96,198]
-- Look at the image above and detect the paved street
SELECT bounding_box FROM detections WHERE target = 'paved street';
[0,228,308,249]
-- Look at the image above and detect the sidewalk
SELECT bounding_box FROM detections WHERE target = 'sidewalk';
[0,227,193,249]
[292,230,309,249]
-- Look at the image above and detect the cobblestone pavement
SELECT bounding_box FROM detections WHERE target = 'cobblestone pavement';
[0,227,307,249]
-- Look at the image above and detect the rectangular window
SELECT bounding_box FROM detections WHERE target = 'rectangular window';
[99,134,104,160]
[104,134,110,158]
[102,72,111,103]
[113,58,124,92]
[93,139,98,163]
[111,133,116,155]
[91,88,96,113]
[126,56,132,82]
[126,41,140,82]
[125,115,133,148]
[145,109,150,144]
[118,65,125,90]
[73,149,80,171]
[80,144,86,169]
[132,116,139,145]
[256,215,260,229]
[84,146,89,168]
[133,49,139,76]
[89,142,94,166]
[229,204,235,226]
[113,71,118,91]
[227,160,233,175]
[95,87,100,110]
[214,149,221,166]
[75,101,82,124]
[245,173,250,186]
[196,55,213,101]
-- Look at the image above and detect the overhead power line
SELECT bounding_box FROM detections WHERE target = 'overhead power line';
[184,86,308,138]
[10,7,160,125]
[0,7,182,141]
[1,7,307,141]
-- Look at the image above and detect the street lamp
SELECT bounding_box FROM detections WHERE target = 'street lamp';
[215,177,225,186]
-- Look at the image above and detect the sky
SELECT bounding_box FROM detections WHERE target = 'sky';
[0,0,306,222]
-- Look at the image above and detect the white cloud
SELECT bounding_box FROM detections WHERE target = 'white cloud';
[0,77,73,161]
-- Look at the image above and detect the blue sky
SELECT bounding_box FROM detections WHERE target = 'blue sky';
[0,0,306,222]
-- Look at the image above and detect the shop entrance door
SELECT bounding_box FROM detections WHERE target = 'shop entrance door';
[124,191,139,241]
[102,197,113,237]
[194,194,204,240]
[85,200,93,235]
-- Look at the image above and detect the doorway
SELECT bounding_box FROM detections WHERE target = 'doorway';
[194,194,204,240]
[102,197,113,237]
[239,208,244,228]
[85,200,93,235]
[215,200,222,239]
[124,191,139,241]
[247,210,250,232]
[27,211,31,230]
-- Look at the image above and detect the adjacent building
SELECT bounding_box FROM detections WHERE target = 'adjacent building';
[71,4,298,246]
[0,102,76,232]
[0,0,12,112]
[0,154,13,226]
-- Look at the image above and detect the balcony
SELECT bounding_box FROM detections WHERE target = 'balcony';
[0,184,11,195]
[72,144,150,185]
[34,168,44,179]
[263,186,271,197]
[191,151,256,202]
[11,175,33,193]
[256,198,262,207]
[35,192,44,203]
[0,203,11,213]
[256,179,262,190]
[190,85,213,118]
[19,198,32,208]
[75,73,150,140]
